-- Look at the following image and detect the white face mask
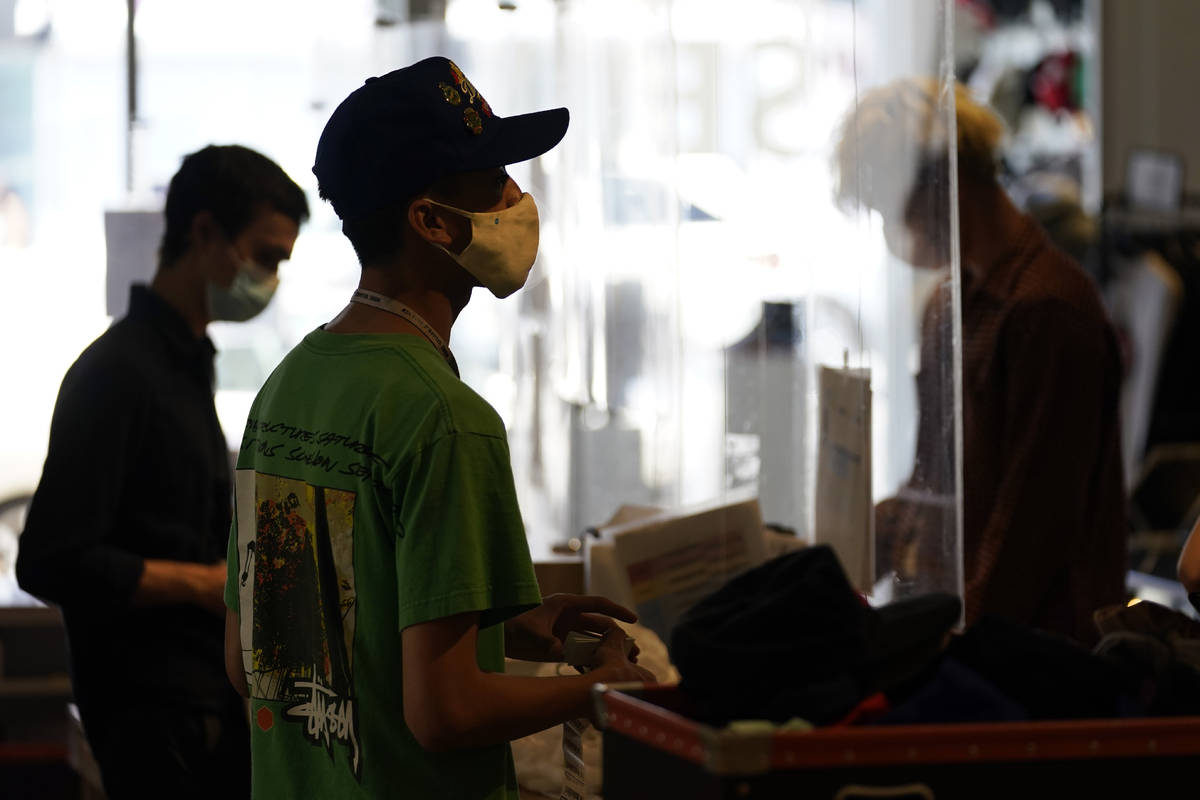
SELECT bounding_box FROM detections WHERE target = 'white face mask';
[427,192,539,298]
[208,258,279,322]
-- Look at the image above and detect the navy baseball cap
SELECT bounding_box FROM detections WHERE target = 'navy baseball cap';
[313,56,569,221]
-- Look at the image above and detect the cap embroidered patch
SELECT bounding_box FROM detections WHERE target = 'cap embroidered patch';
[448,61,479,104]
[446,60,493,135]
[438,82,462,106]
[464,107,483,135]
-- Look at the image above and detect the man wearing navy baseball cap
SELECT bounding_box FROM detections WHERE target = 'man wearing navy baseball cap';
[222,57,654,798]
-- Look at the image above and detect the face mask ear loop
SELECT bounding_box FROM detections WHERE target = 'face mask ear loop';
[421,198,477,261]
[424,197,476,223]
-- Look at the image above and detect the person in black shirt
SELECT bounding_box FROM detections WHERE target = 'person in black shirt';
[17,144,308,799]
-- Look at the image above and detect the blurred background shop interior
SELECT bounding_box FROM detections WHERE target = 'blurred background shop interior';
[3,0,1200,795]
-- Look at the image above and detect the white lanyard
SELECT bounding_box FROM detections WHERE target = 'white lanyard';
[350,289,459,377]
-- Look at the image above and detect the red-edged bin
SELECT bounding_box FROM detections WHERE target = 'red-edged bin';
[593,683,1200,799]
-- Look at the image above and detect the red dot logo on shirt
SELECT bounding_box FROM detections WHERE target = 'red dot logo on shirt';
[256,706,274,732]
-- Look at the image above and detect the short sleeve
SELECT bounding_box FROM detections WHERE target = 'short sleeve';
[392,431,540,631]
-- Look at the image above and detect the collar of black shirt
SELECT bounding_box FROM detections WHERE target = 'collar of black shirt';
[127,284,218,382]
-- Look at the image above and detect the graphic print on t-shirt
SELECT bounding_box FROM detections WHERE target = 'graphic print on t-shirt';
[235,469,360,778]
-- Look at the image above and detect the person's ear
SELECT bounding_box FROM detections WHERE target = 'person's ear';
[407,199,455,248]
[188,210,223,252]
[408,199,472,255]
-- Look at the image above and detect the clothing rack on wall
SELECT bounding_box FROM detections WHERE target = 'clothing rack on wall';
[1100,192,1200,609]
[1098,192,1200,284]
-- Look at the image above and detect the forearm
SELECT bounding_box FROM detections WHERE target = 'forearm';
[16,538,144,609]
[405,608,648,751]
[131,559,225,613]
[132,559,206,606]
[20,541,221,612]
[417,668,612,751]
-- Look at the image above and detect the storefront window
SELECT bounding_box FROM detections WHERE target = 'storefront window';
[0,0,964,612]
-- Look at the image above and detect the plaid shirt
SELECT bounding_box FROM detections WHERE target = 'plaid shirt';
[880,215,1127,644]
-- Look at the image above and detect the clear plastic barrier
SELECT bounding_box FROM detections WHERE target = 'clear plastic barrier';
[516,0,964,614]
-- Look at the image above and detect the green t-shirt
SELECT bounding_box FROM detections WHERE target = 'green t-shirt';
[225,328,541,799]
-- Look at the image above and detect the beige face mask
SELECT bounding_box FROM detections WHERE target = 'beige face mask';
[208,256,279,322]
[427,192,540,298]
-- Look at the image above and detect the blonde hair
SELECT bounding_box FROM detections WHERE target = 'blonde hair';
[832,78,1006,219]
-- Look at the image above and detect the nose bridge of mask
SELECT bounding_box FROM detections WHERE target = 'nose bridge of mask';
[426,192,535,230]
[238,256,280,289]
[224,235,278,286]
